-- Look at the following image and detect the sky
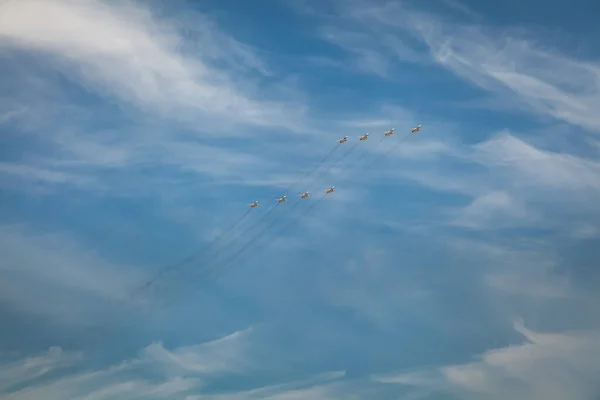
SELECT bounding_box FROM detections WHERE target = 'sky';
[1,0,600,399]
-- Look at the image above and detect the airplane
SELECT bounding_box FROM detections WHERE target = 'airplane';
[276,195,287,203]
[411,124,422,133]
[359,133,369,141]
[299,191,310,199]
[248,200,260,208]
[338,136,348,144]
[384,128,396,136]
[325,186,335,194]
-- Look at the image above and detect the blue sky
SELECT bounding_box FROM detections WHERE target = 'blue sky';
[1,0,600,398]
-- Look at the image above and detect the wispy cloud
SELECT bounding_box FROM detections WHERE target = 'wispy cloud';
[470,132,600,192]
[484,270,572,300]
[318,27,427,77]
[449,191,534,230]
[438,234,595,325]
[278,0,600,238]
[0,328,355,400]
[460,132,600,231]
[0,162,100,194]
[317,246,436,330]
[375,320,600,400]
[305,0,600,132]
[0,105,28,124]
[208,371,350,400]
[0,224,144,324]
[140,327,255,376]
[0,346,82,393]
[0,0,327,202]
[311,5,430,76]
[3,2,600,400]
[0,328,250,399]
[370,129,600,234]
[0,0,305,130]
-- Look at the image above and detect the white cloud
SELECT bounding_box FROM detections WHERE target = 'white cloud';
[457,132,600,230]
[484,271,571,299]
[0,0,325,198]
[0,346,81,392]
[316,12,430,75]
[141,328,254,375]
[0,105,28,124]
[0,0,305,130]
[374,130,600,232]
[318,247,435,330]
[208,371,349,400]
[440,0,482,20]
[0,162,99,190]
[0,0,406,226]
[377,320,600,400]
[450,191,533,229]
[305,0,600,133]
[570,223,598,239]
[471,132,600,192]
[0,224,145,324]
[284,0,600,234]
[318,28,394,77]
[0,329,354,400]
[0,328,251,400]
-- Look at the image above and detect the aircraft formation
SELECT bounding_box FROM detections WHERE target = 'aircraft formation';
[64,122,427,347]
[58,119,428,356]
[132,122,427,297]
[249,186,333,208]
[147,122,427,298]
[244,125,421,211]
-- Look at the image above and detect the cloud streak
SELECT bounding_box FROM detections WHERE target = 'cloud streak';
[2,2,600,400]
[310,0,600,132]
[375,320,600,400]
[0,328,355,400]
[0,224,145,324]
[0,0,305,130]
[0,0,326,204]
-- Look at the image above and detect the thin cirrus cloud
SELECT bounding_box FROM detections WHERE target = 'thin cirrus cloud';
[373,320,600,400]
[0,224,146,324]
[470,133,600,192]
[0,0,307,131]
[2,1,600,400]
[0,0,327,198]
[0,327,355,400]
[364,129,600,235]
[312,0,600,132]
[0,328,252,399]
[9,313,594,399]
[294,0,600,231]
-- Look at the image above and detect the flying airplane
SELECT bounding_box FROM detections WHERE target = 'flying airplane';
[276,195,287,203]
[248,200,259,208]
[384,128,396,136]
[299,191,310,199]
[411,124,422,133]
[325,186,335,194]
[338,136,348,144]
[359,133,369,141]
